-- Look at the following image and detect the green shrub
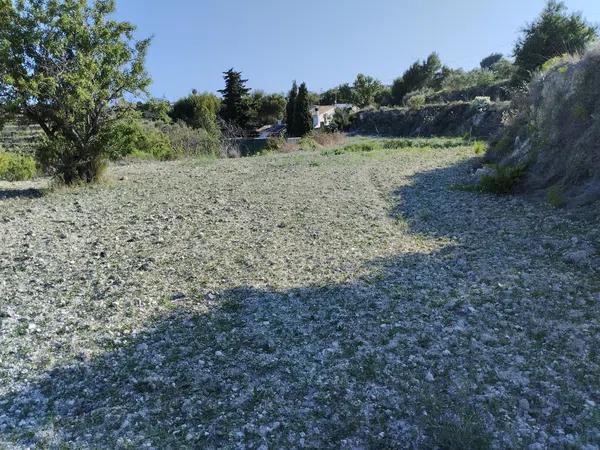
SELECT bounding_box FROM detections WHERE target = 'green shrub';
[472,96,492,111]
[406,94,426,109]
[442,69,498,91]
[103,119,175,161]
[170,93,221,130]
[158,121,220,157]
[540,53,572,73]
[298,135,318,150]
[473,141,488,155]
[479,164,527,194]
[265,135,286,152]
[0,151,37,181]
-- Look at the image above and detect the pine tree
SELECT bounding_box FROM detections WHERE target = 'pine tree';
[218,68,251,128]
[285,81,298,137]
[294,83,313,137]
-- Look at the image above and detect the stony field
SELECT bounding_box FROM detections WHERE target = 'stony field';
[0,141,599,449]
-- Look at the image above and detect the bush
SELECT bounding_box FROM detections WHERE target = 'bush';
[472,96,492,112]
[479,164,527,194]
[442,69,499,91]
[312,131,346,148]
[158,122,220,157]
[0,150,37,181]
[170,93,221,130]
[265,135,286,152]
[298,135,318,150]
[103,118,175,161]
[36,137,107,183]
[473,141,488,155]
[406,94,426,109]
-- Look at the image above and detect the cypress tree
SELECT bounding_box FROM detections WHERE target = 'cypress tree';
[285,81,298,137]
[294,82,313,137]
[218,68,250,128]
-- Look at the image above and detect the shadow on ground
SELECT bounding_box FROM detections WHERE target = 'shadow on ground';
[1,160,598,449]
[0,187,44,200]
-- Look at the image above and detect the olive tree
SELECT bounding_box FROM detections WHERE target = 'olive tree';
[0,0,151,183]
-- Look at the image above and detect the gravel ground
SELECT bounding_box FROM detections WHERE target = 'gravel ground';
[0,143,599,449]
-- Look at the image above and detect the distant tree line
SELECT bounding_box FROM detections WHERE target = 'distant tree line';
[0,0,596,183]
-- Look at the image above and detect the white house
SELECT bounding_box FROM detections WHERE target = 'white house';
[311,105,336,129]
[310,104,356,129]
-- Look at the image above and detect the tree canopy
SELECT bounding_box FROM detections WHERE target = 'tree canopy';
[352,74,383,108]
[0,0,151,183]
[171,92,221,134]
[218,68,250,128]
[513,0,597,83]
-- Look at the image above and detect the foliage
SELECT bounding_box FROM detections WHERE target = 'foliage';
[265,135,286,152]
[513,0,597,83]
[298,134,318,150]
[293,82,313,137]
[352,74,383,108]
[472,96,492,112]
[0,150,37,181]
[319,83,353,105]
[158,121,220,157]
[479,164,527,194]
[391,53,442,105]
[382,138,468,149]
[312,131,346,147]
[322,141,381,156]
[218,68,251,128]
[441,69,499,91]
[480,53,504,69]
[488,44,600,203]
[327,107,354,132]
[406,94,426,109]
[285,81,298,137]
[374,86,393,107]
[137,98,172,123]
[170,93,221,132]
[489,58,515,79]
[473,140,488,155]
[0,0,151,184]
[103,115,175,161]
[247,91,286,128]
[218,119,244,158]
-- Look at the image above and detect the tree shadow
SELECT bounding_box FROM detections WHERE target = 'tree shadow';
[0,187,44,200]
[1,159,598,449]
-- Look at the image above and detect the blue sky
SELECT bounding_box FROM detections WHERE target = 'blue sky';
[113,0,600,100]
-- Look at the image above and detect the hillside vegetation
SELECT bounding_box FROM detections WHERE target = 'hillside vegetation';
[488,45,600,206]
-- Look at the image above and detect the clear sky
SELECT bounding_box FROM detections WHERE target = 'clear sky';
[113,0,600,100]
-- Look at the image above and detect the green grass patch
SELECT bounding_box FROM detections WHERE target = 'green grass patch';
[321,141,382,156]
